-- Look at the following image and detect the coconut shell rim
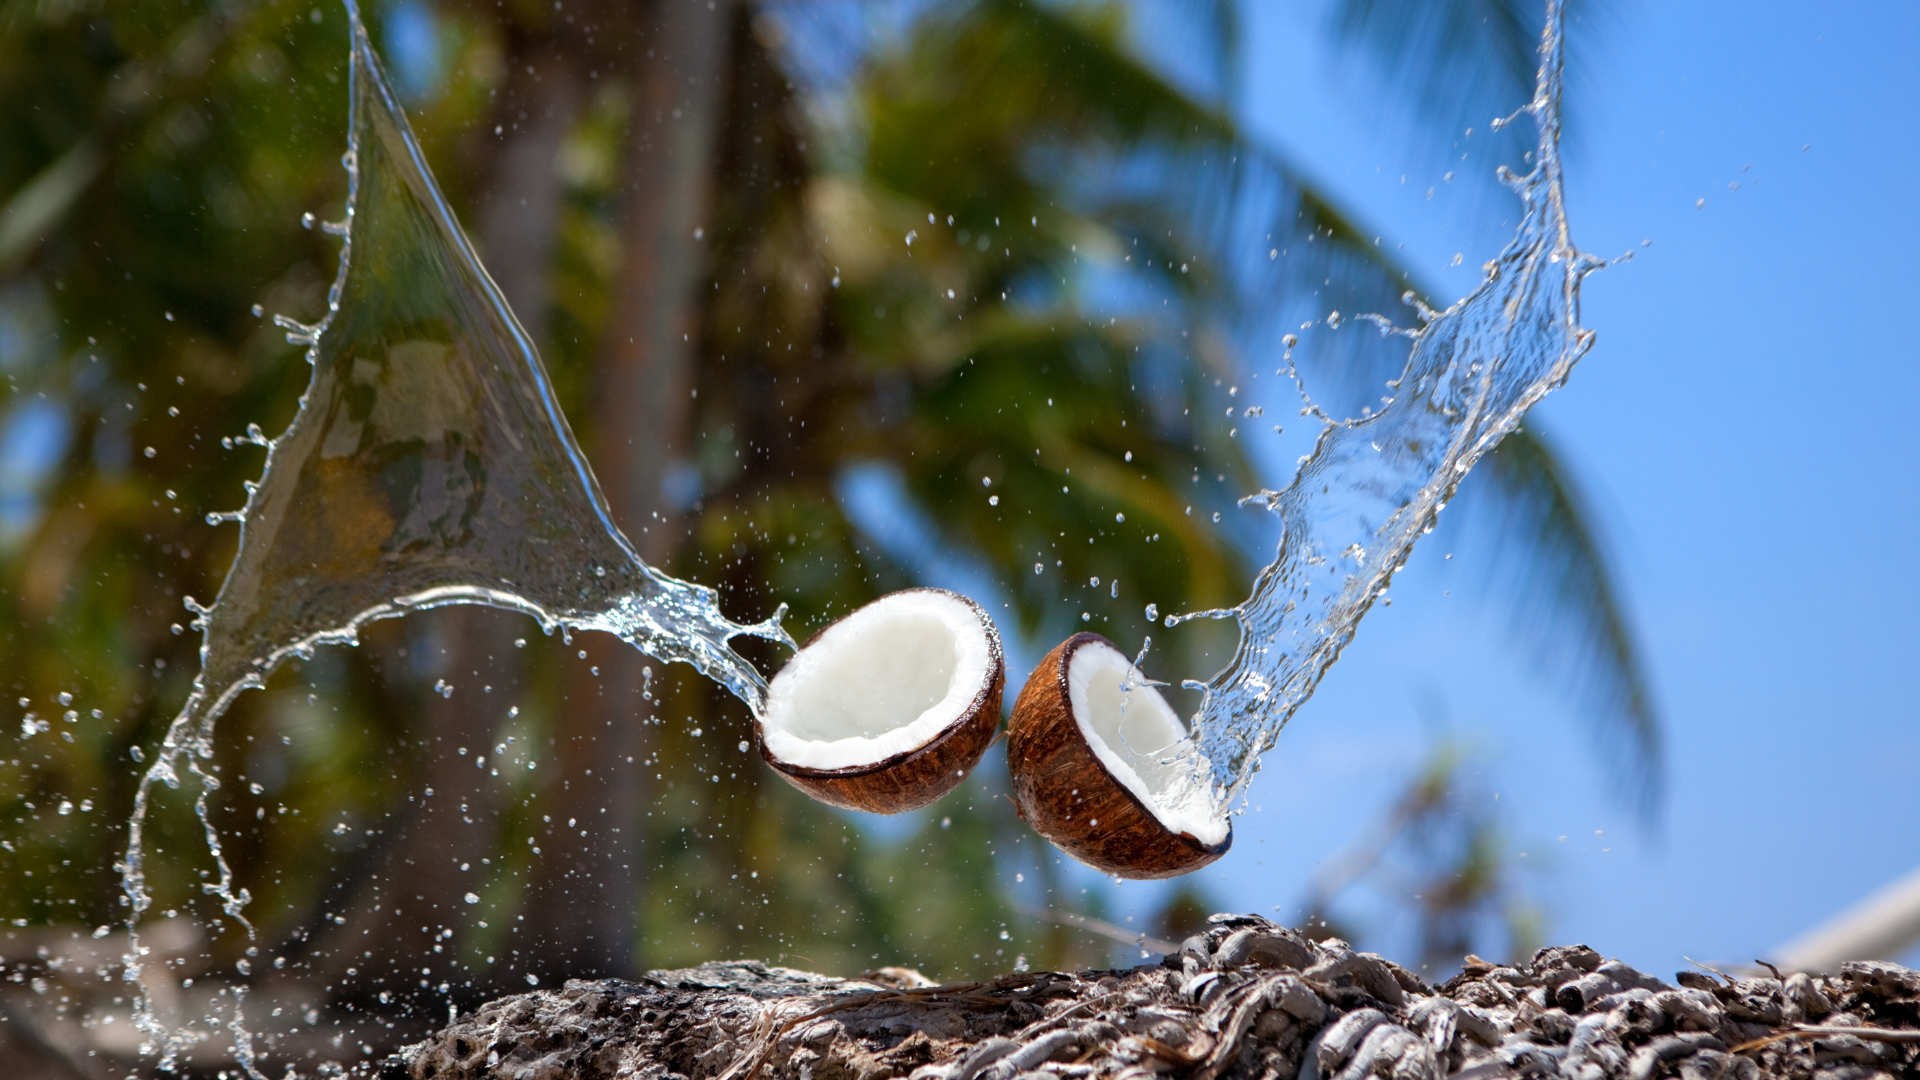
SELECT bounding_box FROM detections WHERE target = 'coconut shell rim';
[758,587,1005,780]
[1022,631,1231,858]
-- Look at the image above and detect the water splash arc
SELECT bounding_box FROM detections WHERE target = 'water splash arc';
[1161,0,1611,818]
[119,3,788,1069]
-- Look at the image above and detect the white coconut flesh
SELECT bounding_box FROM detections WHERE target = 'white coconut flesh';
[762,591,993,772]
[1066,639,1228,847]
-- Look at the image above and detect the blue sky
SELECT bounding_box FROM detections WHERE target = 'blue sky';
[1051,0,1920,974]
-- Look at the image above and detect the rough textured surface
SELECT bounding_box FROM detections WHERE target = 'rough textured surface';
[384,916,1920,1080]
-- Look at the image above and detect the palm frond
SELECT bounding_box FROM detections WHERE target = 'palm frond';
[1331,0,1537,119]
[1116,0,1241,107]
[1326,0,1608,170]
[1466,425,1664,818]
[797,0,1662,812]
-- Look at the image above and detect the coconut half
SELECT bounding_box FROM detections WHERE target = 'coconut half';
[1006,633,1230,878]
[758,588,1004,814]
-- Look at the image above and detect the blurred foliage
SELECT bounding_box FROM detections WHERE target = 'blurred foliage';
[0,0,1649,1069]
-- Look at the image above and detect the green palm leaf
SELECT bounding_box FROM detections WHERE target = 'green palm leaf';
[1468,426,1663,817]
[836,0,1660,811]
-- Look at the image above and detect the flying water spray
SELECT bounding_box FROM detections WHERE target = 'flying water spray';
[1158,0,1615,824]
[999,0,1613,880]
[114,0,1613,1064]
[118,2,787,1069]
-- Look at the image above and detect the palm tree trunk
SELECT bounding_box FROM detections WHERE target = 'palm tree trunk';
[291,38,585,1005]
[476,38,586,352]
[518,0,737,982]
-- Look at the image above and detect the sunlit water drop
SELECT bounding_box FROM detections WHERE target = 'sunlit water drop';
[119,3,788,1071]
[1154,0,1616,820]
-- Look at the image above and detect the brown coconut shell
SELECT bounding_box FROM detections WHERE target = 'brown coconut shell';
[1006,632,1230,879]
[758,588,1004,815]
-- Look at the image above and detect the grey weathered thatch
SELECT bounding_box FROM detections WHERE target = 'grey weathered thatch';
[389,916,1920,1080]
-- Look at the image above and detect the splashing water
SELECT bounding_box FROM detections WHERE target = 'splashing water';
[1158,0,1615,821]
[114,0,1604,1063]
[119,3,788,1069]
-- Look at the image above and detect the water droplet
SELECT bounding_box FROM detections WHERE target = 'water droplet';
[988,495,999,506]
[1173,7,1603,830]
[1145,604,1158,622]
[1115,512,1125,522]
[464,892,480,904]
[118,14,791,1059]
[57,800,73,816]
[1034,563,1044,575]
[737,740,750,753]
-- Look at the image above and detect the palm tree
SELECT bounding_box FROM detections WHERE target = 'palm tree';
[544,0,1660,974]
[0,0,1658,1067]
